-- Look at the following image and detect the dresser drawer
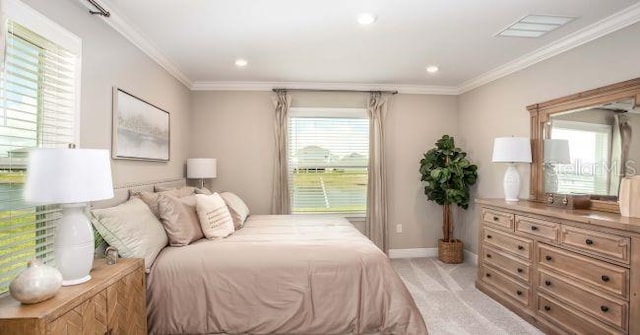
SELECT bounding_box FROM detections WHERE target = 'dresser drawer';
[481,208,514,231]
[538,244,629,299]
[483,227,532,260]
[560,225,630,264]
[483,246,531,283]
[539,269,628,331]
[515,216,559,243]
[538,294,623,335]
[481,266,529,307]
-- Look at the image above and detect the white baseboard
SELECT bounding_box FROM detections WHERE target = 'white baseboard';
[388,247,479,265]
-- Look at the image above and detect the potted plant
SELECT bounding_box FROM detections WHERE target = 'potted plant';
[419,135,478,264]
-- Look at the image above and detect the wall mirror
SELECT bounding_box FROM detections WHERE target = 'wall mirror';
[528,78,640,213]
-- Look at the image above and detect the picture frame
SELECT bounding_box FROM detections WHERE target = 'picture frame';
[112,88,170,162]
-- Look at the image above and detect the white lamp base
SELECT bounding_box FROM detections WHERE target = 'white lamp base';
[503,163,521,202]
[55,203,94,286]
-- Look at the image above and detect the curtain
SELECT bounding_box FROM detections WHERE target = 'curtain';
[271,90,292,214]
[366,92,389,253]
[609,113,631,195]
[0,0,5,69]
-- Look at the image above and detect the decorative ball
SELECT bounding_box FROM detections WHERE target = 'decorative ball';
[9,259,63,304]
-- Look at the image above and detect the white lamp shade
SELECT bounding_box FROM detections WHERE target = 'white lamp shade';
[492,137,532,163]
[187,158,217,179]
[544,139,571,164]
[24,148,114,204]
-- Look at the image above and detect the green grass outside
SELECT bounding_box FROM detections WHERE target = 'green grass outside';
[291,168,367,214]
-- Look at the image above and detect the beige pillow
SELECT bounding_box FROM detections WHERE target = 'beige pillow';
[220,192,250,230]
[129,190,162,218]
[194,187,213,195]
[195,193,235,239]
[154,186,195,197]
[158,194,204,246]
[90,198,168,272]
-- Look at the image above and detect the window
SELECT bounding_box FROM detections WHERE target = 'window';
[288,108,369,215]
[551,120,612,194]
[0,17,80,295]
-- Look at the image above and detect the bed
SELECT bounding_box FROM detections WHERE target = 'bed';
[93,180,428,335]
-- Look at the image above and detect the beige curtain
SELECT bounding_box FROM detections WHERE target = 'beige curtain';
[271,90,292,214]
[366,92,389,252]
[609,113,631,195]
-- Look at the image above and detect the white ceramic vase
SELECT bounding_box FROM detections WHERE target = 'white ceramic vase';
[619,176,640,218]
[9,259,63,304]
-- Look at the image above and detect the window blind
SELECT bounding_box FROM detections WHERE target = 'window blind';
[0,21,77,294]
[288,109,369,215]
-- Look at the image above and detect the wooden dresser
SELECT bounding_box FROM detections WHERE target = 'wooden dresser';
[476,199,640,335]
[0,258,146,335]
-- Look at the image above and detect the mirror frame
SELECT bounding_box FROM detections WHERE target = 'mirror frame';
[527,77,640,213]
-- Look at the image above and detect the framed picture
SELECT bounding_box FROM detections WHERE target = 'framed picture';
[112,88,170,162]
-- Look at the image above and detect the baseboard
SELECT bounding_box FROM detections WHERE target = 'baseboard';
[388,248,437,259]
[388,247,479,265]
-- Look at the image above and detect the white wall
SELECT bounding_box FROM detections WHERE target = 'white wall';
[458,21,640,253]
[189,91,459,249]
[24,0,191,186]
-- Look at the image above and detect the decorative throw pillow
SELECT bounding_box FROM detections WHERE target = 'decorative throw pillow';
[158,194,204,246]
[220,192,250,230]
[194,187,213,195]
[154,186,195,197]
[90,197,168,272]
[195,193,235,239]
[129,190,162,218]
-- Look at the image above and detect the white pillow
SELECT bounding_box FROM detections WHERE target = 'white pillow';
[220,192,250,229]
[90,198,168,272]
[195,193,235,239]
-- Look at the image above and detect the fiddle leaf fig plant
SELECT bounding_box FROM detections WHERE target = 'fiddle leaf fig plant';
[419,135,478,242]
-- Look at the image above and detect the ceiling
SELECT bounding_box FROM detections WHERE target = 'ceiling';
[101,0,640,91]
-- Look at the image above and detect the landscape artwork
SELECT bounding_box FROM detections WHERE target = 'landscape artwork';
[112,88,170,161]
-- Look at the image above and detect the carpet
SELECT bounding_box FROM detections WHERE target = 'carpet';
[391,257,544,335]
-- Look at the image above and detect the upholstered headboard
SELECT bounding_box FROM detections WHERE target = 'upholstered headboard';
[91,178,186,209]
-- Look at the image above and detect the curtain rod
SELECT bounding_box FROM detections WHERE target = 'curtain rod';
[272,88,398,95]
[86,0,110,17]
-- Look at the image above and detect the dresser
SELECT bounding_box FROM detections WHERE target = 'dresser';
[0,258,146,335]
[476,199,640,335]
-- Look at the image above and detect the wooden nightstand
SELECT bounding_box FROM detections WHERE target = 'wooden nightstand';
[0,258,146,335]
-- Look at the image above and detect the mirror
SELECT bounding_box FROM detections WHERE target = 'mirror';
[528,78,640,212]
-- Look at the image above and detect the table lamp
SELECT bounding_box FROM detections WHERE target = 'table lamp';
[492,137,532,202]
[544,139,571,193]
[187,158,217,188]
[24,148,114,286]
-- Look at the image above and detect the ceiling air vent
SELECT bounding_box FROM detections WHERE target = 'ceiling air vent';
[496,15,576,38]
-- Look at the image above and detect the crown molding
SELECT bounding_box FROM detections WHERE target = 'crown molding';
[191,81,460,95]
[458,2,640,94]
[76,0,192,88]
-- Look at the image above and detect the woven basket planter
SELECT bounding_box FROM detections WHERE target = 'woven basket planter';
[438,239,463,264]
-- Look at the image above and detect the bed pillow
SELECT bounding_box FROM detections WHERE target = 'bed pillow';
[154,185,195,197]
[90,197,168,272]
[130,188,191,218]
[195,193,235,239]
[158,194,204,246]
[220,192,250,229]
[194,187,213,195]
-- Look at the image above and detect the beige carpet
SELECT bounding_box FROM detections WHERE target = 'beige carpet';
[391,257,544,335]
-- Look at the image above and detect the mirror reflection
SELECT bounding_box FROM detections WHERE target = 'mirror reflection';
[544,99,638,198]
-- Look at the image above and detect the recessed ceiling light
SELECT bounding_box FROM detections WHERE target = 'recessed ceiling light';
[357,13,377,25]
[426,65,439,73]
[234,58,248,68]
[496,14,576,38]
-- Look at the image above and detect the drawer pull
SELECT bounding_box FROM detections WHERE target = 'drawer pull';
[544,305,551,312]
[517,268,523,273]
[585,239,594,245]
[601,275,610,282]
[516,290,523,296]
[486,254,492,258]
[544,280,551,286]
[531,226,539,231]
[486,273,491,278]
[601,306,609,313]
[545,255,552,261]
[493,216,499,222]
[487,234,492,239]
[517,245,524,250]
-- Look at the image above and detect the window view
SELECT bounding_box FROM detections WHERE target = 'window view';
[288,109,369,215]
[0,22,77,294]
[551,121,612,194]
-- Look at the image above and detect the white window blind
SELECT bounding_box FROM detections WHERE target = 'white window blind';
[288,108,369,215]
[0,21,78,294]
